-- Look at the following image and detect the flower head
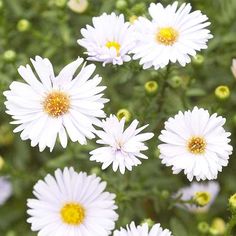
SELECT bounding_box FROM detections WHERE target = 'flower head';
[0,177,12,205]
[27,167,118,236]
[158,107,233,181]
[4,56,108,152]
[90,115,154,174]
[78,13,135,66]
[175,181,219,213]
[132,2,213,69]
[113,222,173,236]
[68,0,88,13]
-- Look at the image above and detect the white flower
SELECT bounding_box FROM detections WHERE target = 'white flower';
[90,115,154,174]
[78,13,135,66]
[68,0,88,13]
[231,59,236,79]
[4,56,108,152]
[158,107,233,181]
[0,177,12,205]
[27,167,118,236]
[113,222,173,236]
[175,181,220,213]
[132,1,213,69]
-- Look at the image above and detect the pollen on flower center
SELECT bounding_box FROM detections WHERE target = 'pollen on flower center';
[43,91,70,117]
[187,136,206,154]
[106,41,121,55]
[60,202,85,225]
[156,27,179,46]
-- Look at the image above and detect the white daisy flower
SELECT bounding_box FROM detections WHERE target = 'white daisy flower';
[175,181,220,213]
[27,167,118,236]
[4,56,108,152]
[158,107,233,181]
[0,177,12,205]
[113,222,173,236]
[78,13,135,66]
[132,1,213,69]
[90,115,154,174]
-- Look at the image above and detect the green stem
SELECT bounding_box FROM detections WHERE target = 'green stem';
[225,214,236,236]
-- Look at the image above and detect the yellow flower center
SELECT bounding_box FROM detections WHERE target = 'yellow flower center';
[156,27,179,46]
[60,202,85,225]
[106,41,121,55]
[43,91,70,117]
[194,191,211,207]
[187,136,206,154]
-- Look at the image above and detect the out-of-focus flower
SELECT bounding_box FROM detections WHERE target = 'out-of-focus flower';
[78,13,135,66]
[116,0,128,11]
[17,19,30,32]
[0,156,4,170]
[210,218,226,235]
[145,80,158,95]
[168,75,182,88]
[68,0,88,13]
[90,115,154,174]
[27,167,118,236]
[198,222,209,234]
[215,85,230,100]
[175,181,220,213]
[132,2,212,70]
[0,177,12,205]
[229,193,236,211]
[192,54,205,66]
[114,222,173,236]
[54,0,67,7]
[3,50,16,62]
[117,109,131,122]
[231,59,236,79]
[4,56,108,152]
[158,107,233,181]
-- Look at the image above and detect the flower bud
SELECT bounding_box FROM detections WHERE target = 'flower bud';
[129,15,138,24]
[54,0,67,7]
[90,167,101,176]
[193,191,211,207]
[0,156,4,170]
[192,54,205,66]
[145,80,158,95]
[197,221,209,234]
[117,109,131,122]
[17,19,30,32]
[116,0,128,11]
[231,59,236,79]
[161,190,170,199]
[131,3,146,15]
[3,50,16,62]
[210,218,226,235]
[68,0,88,13]
[169,75,182,88]
[141,218,155,228]
[229,193,236,212]
[215,85,230,100]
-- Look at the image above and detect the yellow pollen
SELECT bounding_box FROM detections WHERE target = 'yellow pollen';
[194,191,211,207]
[60,203,85,225]
[187,136,206,154]
[106,41,121,55]
[43,91,70,117]
[156,27,178,46]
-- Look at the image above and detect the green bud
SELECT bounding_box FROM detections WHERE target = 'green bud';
[55,0,67,7]
[210,218,226,235]
[193,191,211,207]
[116,0,128,11]
[215,85,230,100]
[3,50,16,62]
[209,227,219,235]
[192,54,205,66]
[145,80,158,95]
[141,218,155,227]
[161,190,170,199]
[229,193,236,212]
[131,3,146,15]
[17,19,30,32]
[197,221,209,234]
[169,75,182,88]
[117,109,131,122]
[90,167,101,176]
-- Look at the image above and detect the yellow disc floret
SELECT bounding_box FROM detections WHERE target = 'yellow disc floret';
[106,41,121,55]
[194,191,211,207]
[43,91,70,117]
[187,136,206,155]
[156,27,178,46]
[60,202,85,225]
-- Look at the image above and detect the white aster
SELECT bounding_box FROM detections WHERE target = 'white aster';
[132,1,213,69]
[90,115,154,174]
[158,107,233,181]
[4,56,108,152]
[231,59,236,79]
[0,176,12,205]
[175,181,220,213]
[113,222,173,236]
[78,13,135,66]
[27,167,118,236]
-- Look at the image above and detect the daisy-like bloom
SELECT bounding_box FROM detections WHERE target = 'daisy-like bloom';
[78,13,135,66]
[4,56,108,152]
[231,59,236,79]
[68,0,88,13]
[175,181,220,213]
[90,115,154,174]
[132,2,213,69]
[113,222,173,236]
[27,167,118,236]
[0,177,12,205]
[158,107,233,181]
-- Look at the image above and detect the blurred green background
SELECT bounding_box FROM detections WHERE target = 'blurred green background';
[1,0,236,235]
